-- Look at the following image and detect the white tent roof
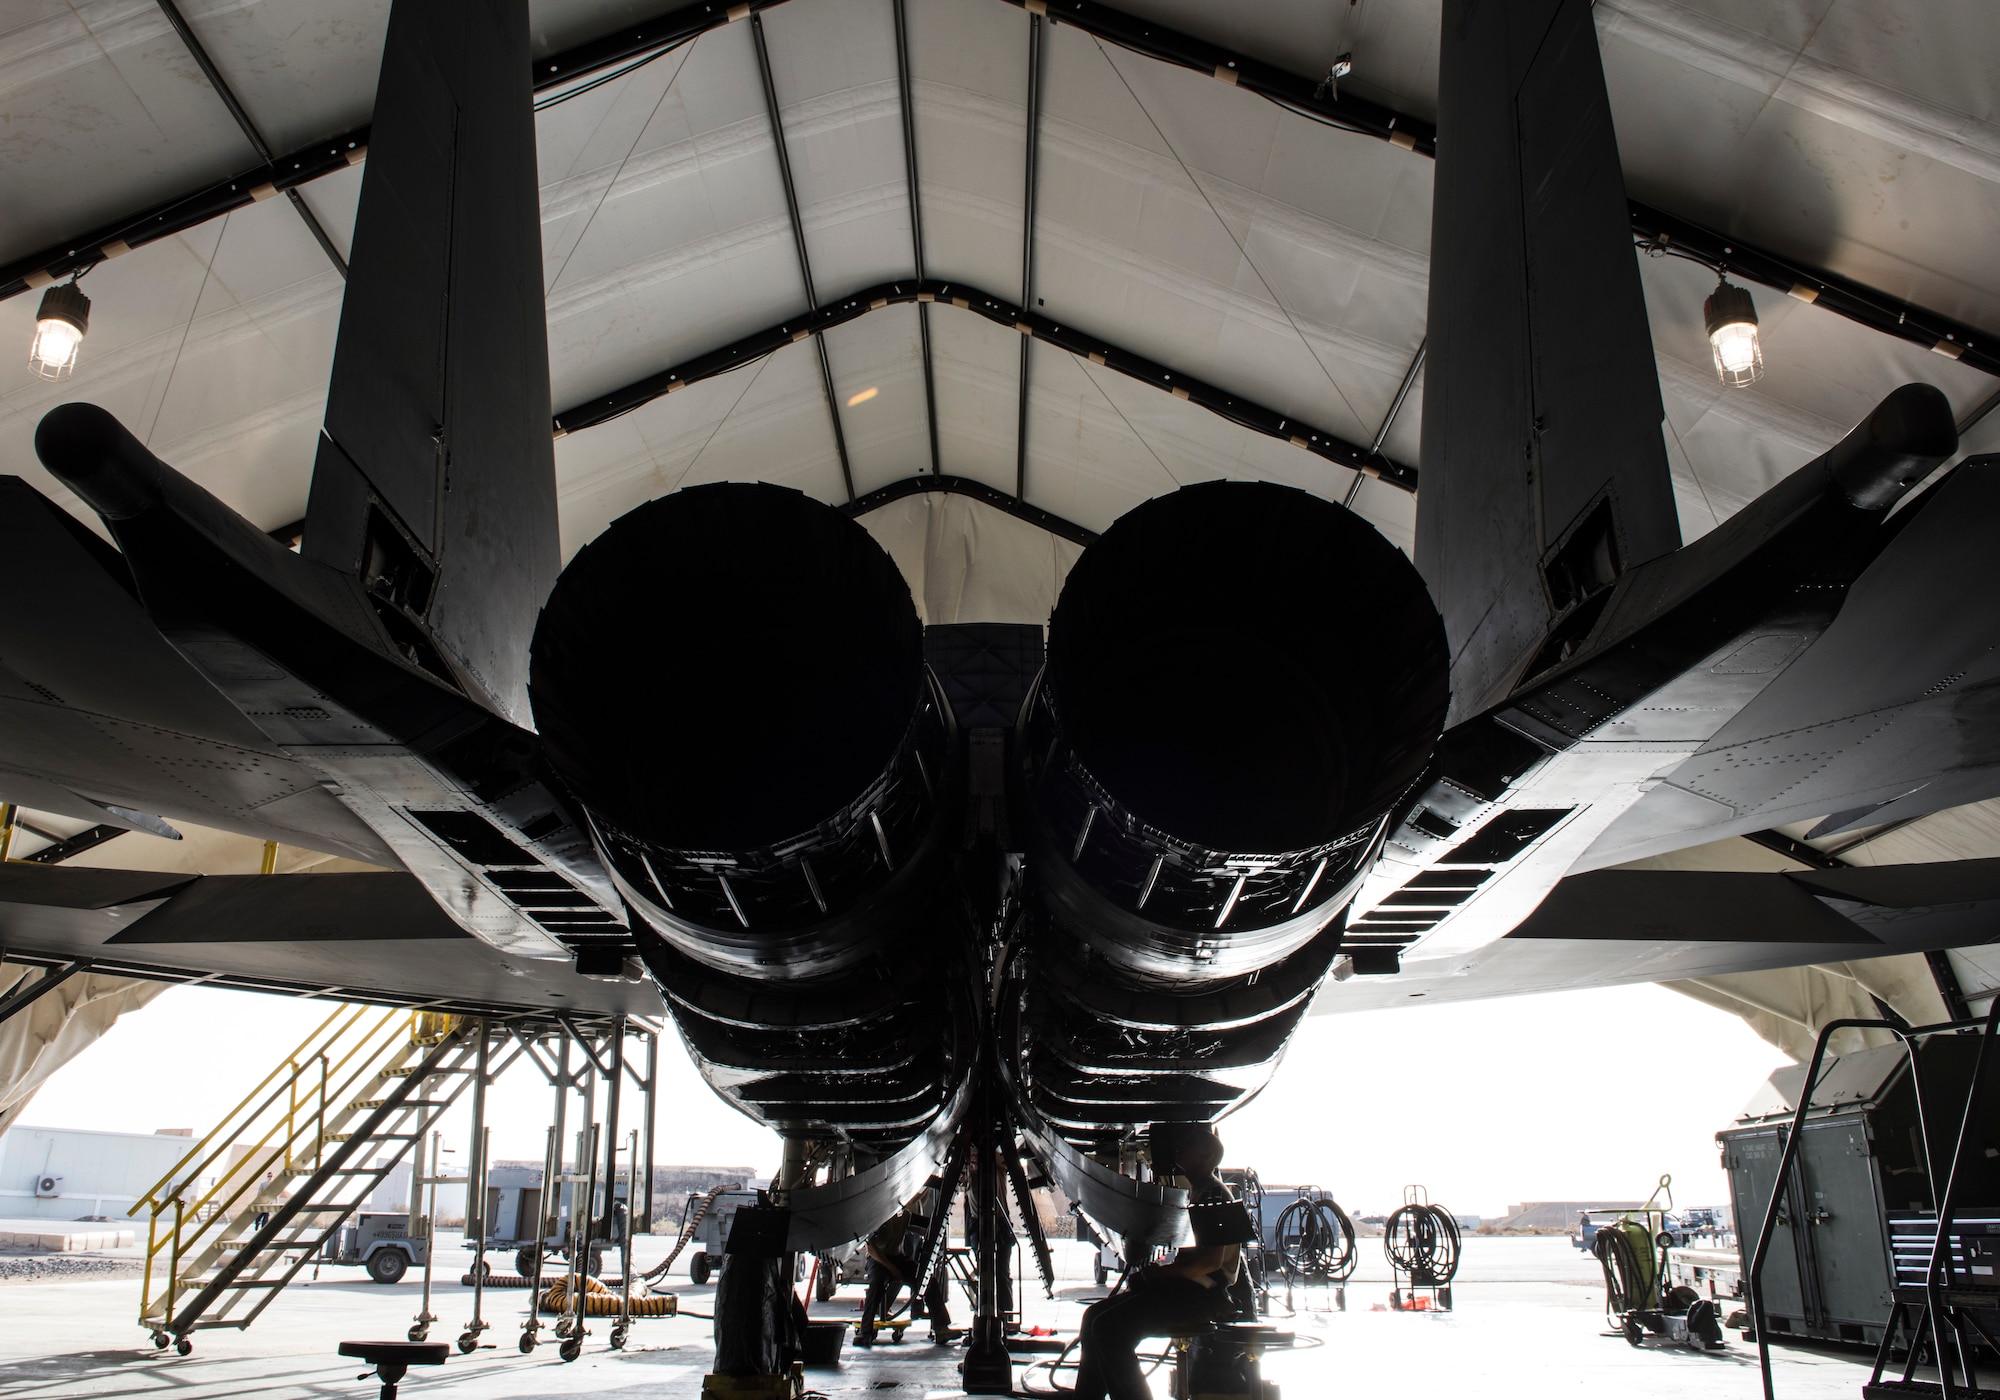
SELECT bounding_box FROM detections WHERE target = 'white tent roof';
[7,0,1998,567]
[1,0,1997,800]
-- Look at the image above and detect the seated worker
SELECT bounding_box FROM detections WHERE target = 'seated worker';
[1070,1126,1256,1400]
[856,1202,954,1346]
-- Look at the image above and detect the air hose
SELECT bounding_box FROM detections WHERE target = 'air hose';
[1382,1203,1461,1284]
[1273,1196,1357,1282]
[540,1274,678,1317]
[1592,1220,1661,1317]
[640,1186,728,1284]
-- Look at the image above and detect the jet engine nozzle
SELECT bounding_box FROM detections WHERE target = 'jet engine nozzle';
[1025,480,1449,982]
[529,482,950,981]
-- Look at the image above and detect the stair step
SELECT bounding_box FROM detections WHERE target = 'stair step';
[352,1099,448,1111]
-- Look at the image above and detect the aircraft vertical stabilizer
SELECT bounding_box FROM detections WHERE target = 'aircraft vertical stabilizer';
[303,0,558,725]
[1419,0,1680,721]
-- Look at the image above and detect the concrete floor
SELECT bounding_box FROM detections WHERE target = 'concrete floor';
[0,1235,1874,1398]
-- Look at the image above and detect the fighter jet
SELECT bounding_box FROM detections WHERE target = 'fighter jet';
[3,0,1997,1375]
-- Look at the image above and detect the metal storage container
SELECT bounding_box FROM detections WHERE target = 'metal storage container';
[1718,1036,2000,1347]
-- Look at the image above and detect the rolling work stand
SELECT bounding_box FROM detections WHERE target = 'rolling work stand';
[1748,996,2000,1400]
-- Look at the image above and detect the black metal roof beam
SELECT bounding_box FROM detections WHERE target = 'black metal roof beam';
[892,0,941,478]
[1010,0,2000,379]
[750,10,856,503]
[1003,0,1431,152]
[1628,202,1999,376]
[0,0,790,297]
[153,0,347,278]
[0,948,629,1026]
[550,277,1417,490]
[844,473,1095,545]
[1016,13,1046,501]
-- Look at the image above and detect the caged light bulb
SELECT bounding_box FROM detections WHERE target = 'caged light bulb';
[28,281,91,381]
[1703,278,1763,388]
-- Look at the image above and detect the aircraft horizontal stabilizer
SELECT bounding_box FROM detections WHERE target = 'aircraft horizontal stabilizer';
[0,862,659,1020]
[0,475,395,866]
[1584,454,2000,868]
[1318,860,2000,1014]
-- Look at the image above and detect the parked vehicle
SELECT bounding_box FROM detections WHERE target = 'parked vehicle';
[470,1164,629,1278]
[319,1213,429,1284]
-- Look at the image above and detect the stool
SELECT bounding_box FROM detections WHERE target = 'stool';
[339,1340,449,1400]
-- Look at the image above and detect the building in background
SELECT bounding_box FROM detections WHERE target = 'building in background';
[0,1124,192,1221]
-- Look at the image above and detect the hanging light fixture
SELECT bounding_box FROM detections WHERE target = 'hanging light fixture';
[28,279,91,381]
[1704,276,1763,388]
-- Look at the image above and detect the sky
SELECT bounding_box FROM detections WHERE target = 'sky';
[23,977,1788,1222]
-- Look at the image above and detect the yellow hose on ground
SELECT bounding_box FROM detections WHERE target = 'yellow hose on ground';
[540,1274,678,1316]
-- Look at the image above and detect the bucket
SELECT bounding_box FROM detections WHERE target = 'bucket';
[802,1321,847,1366]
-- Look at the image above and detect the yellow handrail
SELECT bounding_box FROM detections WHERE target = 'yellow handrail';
[130,1004,467,1336]
[155,1011,405,1243]
[169,1004,397,1210]
[129,1001,361,1215]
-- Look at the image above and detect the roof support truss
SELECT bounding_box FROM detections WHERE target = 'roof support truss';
[21,824,131,866]
[154,0,348,278]
[1349,337,1426,507]
[891,0,942,478]
[751,11,856,503]
[6,0,1985,386]
[0,0,791,296]
[550,277,1418,491]
[1016,13,1045,502]
[843,472,1095,545]
[0,960,88,1028]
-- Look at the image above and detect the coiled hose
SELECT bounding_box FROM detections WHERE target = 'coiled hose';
[1273,1196,1357,1282]
[1591,1221,1660,1318]
[1382,1203,1461,1285]
[541,1274,678,1317]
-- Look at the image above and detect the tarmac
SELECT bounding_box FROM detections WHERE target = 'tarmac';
[0,1233,1879,1398]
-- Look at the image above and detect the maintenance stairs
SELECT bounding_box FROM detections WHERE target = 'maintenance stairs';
[131,1006,481,1352]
